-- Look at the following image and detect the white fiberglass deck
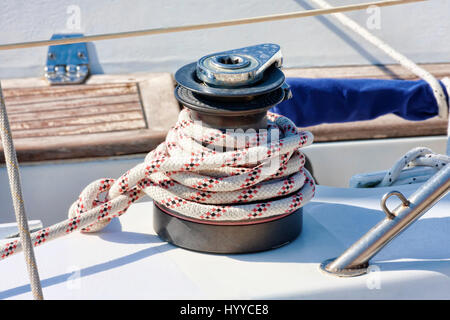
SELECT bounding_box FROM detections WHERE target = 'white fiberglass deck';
[1,184,449,300]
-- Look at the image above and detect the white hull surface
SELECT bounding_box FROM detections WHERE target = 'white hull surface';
[1,183,448,299]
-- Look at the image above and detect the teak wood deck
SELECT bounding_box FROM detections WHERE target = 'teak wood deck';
[1,63,448,162]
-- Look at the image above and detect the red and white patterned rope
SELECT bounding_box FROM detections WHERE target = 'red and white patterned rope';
[1,108,315,260]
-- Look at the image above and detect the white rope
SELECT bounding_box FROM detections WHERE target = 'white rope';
[0,108,315,258]
[0,83,43,299]
[350,147,450,188]
[442,77,450,155]
[310,0,448,119]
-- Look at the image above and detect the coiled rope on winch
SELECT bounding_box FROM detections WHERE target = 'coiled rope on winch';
[1,108,315,259]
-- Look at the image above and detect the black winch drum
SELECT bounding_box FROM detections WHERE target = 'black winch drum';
[153,44,303,253]
[153,204,302,254]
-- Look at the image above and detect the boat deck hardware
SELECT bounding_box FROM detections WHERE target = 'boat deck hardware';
[154,43,305,253]
[45,34,89,85]
[196,43,282,87]
[321,164,450,277]
[381,191,410,219]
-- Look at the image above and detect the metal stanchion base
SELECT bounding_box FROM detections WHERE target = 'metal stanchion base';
[153,202,303,254]
[319,258,369,277]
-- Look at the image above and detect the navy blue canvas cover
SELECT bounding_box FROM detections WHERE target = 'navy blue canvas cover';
[271,78,448,127]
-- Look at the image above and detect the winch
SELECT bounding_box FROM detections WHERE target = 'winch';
[153,43,311,253]
[0,43,315,263]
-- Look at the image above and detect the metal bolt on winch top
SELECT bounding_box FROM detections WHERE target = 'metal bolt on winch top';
[174,43,292,129]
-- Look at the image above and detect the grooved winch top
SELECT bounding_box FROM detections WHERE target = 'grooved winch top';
[174,43,289,103]
[196,43,282,87]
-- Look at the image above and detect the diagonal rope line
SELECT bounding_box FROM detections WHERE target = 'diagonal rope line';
[0,82,43,300]
[310,0,448,119]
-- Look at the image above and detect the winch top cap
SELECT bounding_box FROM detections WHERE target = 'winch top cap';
[174,43,286,98]
[196,43,283,87]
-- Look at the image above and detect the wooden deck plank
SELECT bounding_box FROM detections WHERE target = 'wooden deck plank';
[2,82,146,139]
[6,94,140,114]
[3,82,136,97]
[10,110,145,132]
[284,63,450,80]
[0,72,180,162]
[4,83,137,105]
[138,73,180,131]
[8,102,142,122]
[11,119,147,139]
